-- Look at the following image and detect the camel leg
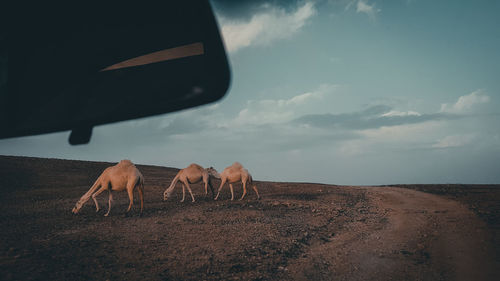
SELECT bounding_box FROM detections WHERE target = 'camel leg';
[239,181,247,200]
[126,188,134,213]
[208,179,215,198]
[253,185,260,199]
[138,184,144,214]
[214,178,227,200]
[229,184,235,201]
[104,190,113,217]
[203,175,209,195]
[184,181,196,202]
[92,185,108,212]
[181,184,186,202]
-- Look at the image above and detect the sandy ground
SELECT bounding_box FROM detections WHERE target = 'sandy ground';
[288,187,496,281]
[0,156,498,280]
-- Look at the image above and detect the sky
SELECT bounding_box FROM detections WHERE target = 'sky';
[1,0,499,185]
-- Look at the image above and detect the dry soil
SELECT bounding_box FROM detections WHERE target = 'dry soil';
[0,156,498,280]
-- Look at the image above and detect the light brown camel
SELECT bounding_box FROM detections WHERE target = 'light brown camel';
[212,162,260,201]
[72,160,144,216]
[163,163,217,202]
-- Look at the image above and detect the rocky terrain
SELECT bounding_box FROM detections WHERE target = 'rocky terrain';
[0,156,498,280]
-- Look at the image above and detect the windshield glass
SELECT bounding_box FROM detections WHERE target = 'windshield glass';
[0,0,499,185]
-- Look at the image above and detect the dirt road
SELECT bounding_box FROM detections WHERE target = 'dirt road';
[0,156,498,280]
[287,187,497,281]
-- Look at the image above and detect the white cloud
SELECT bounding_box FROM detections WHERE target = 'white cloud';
[344,0,356,11]
[233,106,294,126]
[337,122,438,156]
[228,84,337,126]
[360,121,443,143]
[356,0,380,19]
[286,90,325,106]
[381,110,421,117]
[440,89,490,114]
[338,141,365,156]
[432,134,476,149]
[220,2,316,53]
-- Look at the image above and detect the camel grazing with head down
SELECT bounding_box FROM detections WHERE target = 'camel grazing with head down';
[163,163,218,202]
[72,160,144,216]
[212,162,260,201]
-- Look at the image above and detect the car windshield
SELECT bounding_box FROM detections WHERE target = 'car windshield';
[1,0,498,185]
[0,2,499,280]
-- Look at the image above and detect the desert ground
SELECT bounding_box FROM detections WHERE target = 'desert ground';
[0,155,498,280]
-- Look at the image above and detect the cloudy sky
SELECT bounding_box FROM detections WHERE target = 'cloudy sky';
[1,0,499,185]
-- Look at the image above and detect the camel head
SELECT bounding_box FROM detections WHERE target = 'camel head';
[72,198,87,214]
[72,201,83,214]
[163,188,173,201]
[206,167,220,179]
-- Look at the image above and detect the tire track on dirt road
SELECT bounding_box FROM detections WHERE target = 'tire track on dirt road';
[287,187,498,281]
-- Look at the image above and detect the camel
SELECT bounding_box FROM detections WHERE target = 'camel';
[212,162,260,201]
[72,160,144,216]
[163,163,218,202]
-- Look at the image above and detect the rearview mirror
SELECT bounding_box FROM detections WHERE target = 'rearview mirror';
[0,0,230,144]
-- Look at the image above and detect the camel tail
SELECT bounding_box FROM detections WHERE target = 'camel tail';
[248,174,254,185]
[138,176,145,213]
[139,176,145,194]
[248,174,260,199]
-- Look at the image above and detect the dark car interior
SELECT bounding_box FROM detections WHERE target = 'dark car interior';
[0,0,230,144]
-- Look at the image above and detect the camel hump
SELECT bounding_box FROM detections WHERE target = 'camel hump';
[118,159,134,166]
[188,163,203,169]
[232,162,243,168]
